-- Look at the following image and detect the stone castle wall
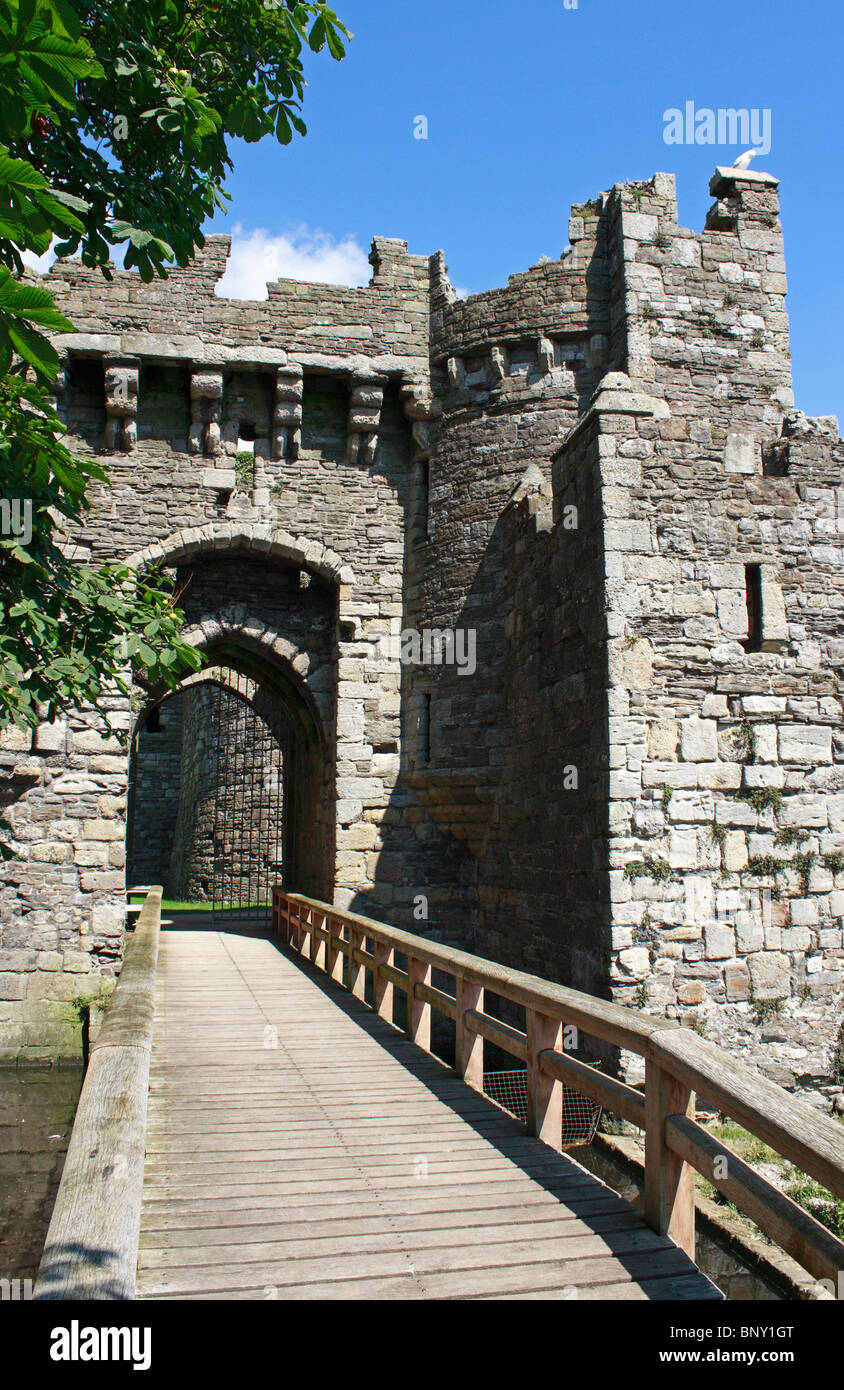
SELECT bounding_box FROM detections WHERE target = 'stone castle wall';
[0,165,841,1086]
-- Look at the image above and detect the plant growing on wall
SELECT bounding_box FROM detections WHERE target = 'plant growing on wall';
[235,449,254,489]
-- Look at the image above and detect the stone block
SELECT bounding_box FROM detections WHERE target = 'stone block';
[717,589,748,639]
[780,927,811,952]
[704,923,735,959]
[669,830,698,868]
[91,903,124,935]
[778,726,832,765]
[748,952,790,999]
[648,719,678,759]
[725,962,751,1001]
[679,717,718,763]
[724,831,748,872]
[622,640,653,690]
[63,952,93,973]
[34,720,67,753]
[790,899,819,927]
[617,947,650,977]
[735,911,763,952]
[697,762,742,791]
[81,819,124,842]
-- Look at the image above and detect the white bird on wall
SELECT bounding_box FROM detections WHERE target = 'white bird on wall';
[731,150,759,170]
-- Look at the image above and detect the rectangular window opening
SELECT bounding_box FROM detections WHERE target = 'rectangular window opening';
[420,692,431,765]
[743,564,763,652]
[414,457,430,543]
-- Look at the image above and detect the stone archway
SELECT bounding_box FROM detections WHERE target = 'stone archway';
[125,527,342,909]
[125,520,355,590]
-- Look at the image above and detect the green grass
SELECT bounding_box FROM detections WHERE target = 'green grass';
[130,897,270,912]
[698,1118,844,1242]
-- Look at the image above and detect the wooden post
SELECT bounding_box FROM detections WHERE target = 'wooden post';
[527,1010,563,1150]
[327,917,343,984]
[644,1058,696,1259]
[349,928,365,1000]
[407,958,431,1052]
[311,910,326,971]
[324,913,335,977]
[456,977,483,1090]
[374,939,394,1022]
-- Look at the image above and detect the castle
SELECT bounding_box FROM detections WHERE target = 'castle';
[1,164,842,1092]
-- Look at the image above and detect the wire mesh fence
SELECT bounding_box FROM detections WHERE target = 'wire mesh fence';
[483,1069,601,1148]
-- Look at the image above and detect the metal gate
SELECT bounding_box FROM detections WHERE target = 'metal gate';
[208,667,296,928]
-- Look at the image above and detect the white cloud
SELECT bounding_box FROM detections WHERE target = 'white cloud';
[216,223,371,300]
[21,246,57,275]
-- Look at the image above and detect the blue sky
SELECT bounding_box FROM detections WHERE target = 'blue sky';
[210,0,843,425]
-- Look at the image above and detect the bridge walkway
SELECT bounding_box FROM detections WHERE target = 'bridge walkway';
[135,922,721,1301]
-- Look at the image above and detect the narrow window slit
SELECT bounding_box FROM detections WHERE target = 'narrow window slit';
[743,564,763,652]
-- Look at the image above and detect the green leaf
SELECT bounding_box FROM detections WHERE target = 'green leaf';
[5,317,59,375]
[0,148,49,193]
[46,187,89,215]
[325,24,346,60]
[308,15,326,51]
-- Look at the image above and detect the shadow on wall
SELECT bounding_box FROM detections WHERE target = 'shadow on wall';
[347,416,614,1006]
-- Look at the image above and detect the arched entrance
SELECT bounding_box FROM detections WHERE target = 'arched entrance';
[126,642,329,925]
[123,525,342,920]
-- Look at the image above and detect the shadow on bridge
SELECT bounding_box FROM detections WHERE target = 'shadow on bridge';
[255,931,713,1297]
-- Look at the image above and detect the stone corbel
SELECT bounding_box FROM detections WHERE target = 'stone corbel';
[400,376,441,454]
[447,356,465,389]
[103,355,139,452]
[489,344,509,382]
[347,374,386,465]
[189,368,223,456]
[537,336,555,374]
[273,365,303,460]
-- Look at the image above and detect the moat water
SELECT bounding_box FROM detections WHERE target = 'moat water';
[0,1067,82,1292]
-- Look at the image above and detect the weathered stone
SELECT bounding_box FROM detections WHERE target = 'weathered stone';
[748,952,790,1000]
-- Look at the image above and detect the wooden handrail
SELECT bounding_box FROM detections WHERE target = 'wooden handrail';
[35,886,163,1301]
[273,888,844,1294]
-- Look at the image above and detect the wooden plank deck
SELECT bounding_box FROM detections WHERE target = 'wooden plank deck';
[136,924,722,1301]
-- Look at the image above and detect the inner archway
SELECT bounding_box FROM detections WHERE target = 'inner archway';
[126,645,330,924]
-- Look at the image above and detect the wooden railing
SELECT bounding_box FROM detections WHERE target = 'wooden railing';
[274,889,844,1295]
[35,886,162,1301]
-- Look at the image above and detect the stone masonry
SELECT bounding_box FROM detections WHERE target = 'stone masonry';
[0,166,842,1093]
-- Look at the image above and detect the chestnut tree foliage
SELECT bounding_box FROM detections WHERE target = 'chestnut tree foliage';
[0,0,349,746]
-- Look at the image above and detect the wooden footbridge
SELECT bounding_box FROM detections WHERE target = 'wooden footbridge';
[36,888,844,1301]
